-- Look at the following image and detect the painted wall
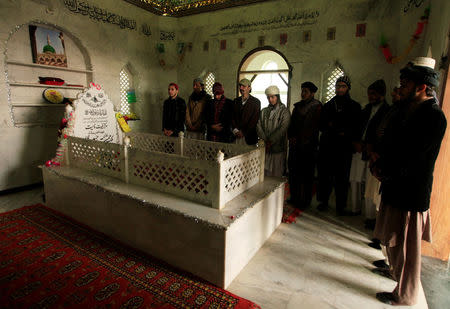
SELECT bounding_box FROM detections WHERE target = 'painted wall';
[175,0,449,108]
[0,0,177,190]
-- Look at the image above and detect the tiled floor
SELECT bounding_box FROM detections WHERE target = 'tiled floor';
[1,184,448,309]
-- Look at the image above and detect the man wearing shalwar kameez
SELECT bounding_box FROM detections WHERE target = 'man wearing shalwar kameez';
[372,57,446,306]
[256,85,290,177]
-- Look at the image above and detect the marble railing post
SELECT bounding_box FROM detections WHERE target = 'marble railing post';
[179,131,184,156]
[213,150,225,209]
[123,136,130,184]
[257,140,265,183]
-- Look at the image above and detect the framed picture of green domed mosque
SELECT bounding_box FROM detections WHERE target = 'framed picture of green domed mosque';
[29,25,67,67]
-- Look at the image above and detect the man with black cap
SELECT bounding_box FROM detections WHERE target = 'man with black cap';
[232,78,261,145]
[185,77,211,140]
[287,82,322,209]
[317,76,361,215]
[372,57,446,306]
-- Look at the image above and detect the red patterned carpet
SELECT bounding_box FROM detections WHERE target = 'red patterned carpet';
[0,205,260,308]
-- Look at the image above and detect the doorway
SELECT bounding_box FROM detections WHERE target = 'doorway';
[237,47,292,109]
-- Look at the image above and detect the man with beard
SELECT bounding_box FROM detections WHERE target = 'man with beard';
[232,78,261,145]
[317,76,361,215]
[287,82,322,209]
[185,78,211,140]
[350,79,390,221]
[162,83,186,137]
[204,82,233,143]
[372,58,446,306]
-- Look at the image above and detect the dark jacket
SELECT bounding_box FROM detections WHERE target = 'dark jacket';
[162,96,186,137]
[360,100,390,160]
[205,97,234,143]
[288,98,322,151]
[377,98,446,212]
[232,95,261,145]
[319,94,361,153]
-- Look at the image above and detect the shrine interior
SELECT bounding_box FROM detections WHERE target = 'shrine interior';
[0,0,449,308]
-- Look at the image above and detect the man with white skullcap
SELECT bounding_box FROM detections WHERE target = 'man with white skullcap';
[256,85,290,177]
[372,57,446,306]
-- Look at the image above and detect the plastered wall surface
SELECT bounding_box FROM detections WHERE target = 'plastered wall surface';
[0,0,177,190]
[1,0,449,190]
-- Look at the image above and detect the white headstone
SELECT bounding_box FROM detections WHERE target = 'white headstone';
[72,83,120,143]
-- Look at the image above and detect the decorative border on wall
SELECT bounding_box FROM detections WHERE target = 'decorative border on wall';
[123,0,273,17]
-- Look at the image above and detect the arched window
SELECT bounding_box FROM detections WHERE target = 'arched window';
[119,67,133,114]
[237,48,291,109]
[205,72,215,96]
[325,66,345,103]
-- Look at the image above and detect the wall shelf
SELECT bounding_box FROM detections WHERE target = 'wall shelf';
[6,60,93,74]
[12,103,66,107]
[9,82,85,90]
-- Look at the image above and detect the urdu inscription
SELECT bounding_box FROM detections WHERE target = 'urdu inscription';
[63,0,151,36]
[217,10,320,35]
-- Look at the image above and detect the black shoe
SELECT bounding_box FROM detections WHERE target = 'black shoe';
[376,292,395,305]
[368,242,381,250]
[371,238,381,244]
[336,209,351,216]
[373,259,389,269]
[317,203,328,211]
[372,267,394,280]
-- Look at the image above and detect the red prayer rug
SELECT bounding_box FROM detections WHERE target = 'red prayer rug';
[0,205,260,309]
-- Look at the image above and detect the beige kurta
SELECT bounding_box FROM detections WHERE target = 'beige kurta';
[374,202,431,305]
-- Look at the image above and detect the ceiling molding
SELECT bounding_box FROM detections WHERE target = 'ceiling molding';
[124,0,272,17]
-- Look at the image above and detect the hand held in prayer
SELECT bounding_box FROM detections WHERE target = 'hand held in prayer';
[212,123,223,132]
[235,130,244,138]
[353,142,363,153]
[289,138,297,146]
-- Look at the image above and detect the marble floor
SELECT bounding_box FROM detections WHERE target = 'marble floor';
[1,184,448,309]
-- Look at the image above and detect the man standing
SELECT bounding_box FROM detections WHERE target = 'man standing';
[204,82,234,143]
[287,82,322,209]
[317,76,361,215]
[162,83,186,137]
[256,86,290,177]
[185,78,211,140]
[350,79,390,221]
[232,79,261,145]
[373,58,446,306]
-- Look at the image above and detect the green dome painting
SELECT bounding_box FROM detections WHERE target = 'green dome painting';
[42,35,56,53]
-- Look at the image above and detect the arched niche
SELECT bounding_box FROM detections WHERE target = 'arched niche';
[4,21,92,127]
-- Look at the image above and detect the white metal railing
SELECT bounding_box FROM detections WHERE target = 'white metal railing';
[66,134,264,209]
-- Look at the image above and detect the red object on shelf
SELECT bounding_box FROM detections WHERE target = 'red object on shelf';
[39,76,65,86]
[381,45,393,63]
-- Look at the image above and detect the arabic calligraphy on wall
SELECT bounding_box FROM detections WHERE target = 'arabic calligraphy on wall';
[403,0,424,13]
[217,10,320,35]
[63,0,151,36]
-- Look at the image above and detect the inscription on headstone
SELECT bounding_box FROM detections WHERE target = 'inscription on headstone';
[72,83,119,143]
